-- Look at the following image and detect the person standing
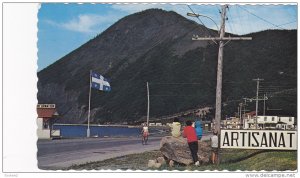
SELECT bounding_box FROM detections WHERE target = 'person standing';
[195,120,203,140]
[183,120,200,166]
[170,117,181,137]
[141,123,149,145]
[210,131,219,164]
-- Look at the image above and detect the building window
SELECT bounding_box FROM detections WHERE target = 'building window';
[272,117,275,121]
[289,117,292,122]
[278,117,281,122]
[264,117,267,121]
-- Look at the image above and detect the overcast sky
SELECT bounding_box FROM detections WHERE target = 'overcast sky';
[38,3,297,71]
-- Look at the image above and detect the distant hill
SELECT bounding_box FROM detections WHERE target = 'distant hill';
[38,9,297,124]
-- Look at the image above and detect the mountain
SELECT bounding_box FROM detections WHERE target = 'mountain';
[37,9,297,124]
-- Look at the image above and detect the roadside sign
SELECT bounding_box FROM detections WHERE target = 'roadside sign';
[220,129,297,150]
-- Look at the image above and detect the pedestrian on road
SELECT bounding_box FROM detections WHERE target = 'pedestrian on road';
[210,131,219,164]
[183,120,200,166]
[141,123,149,145]
[170,117,181,137]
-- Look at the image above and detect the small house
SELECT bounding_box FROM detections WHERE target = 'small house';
[37,104,60,139]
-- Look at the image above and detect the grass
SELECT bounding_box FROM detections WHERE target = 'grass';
[196,150,297,171]
[67,151,163,171]
[67,149,297,171]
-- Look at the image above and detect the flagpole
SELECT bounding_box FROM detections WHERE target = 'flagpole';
[87,70,92,137]
[147,82,149,126]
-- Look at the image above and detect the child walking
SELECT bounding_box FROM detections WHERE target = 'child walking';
[183,120,200,166]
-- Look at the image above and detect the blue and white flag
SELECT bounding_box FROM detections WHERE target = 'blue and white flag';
[91,71,111,92]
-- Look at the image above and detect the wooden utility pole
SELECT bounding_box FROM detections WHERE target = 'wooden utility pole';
[242,98,250,128]
[239,103,243,120]
[191,5,252,134]
[253,78,264,129]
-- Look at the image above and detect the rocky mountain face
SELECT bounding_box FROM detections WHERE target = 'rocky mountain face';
[38,9,297,124]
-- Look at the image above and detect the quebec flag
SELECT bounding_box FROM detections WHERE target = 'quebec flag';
[91,71,111,92]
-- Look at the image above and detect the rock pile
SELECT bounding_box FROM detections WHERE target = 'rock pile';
[159,136,211,165]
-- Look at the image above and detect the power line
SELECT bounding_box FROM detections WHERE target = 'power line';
[227,6,236,34]
[226,15,234,34]
[245,6,254,33]
[235,5,247,35]
[237,5,286,30]
[215,6,221,13]
[285,7,297,21]
[187,5,216,37]
[277,20,297,27]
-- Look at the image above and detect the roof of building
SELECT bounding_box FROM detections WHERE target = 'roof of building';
[37,108,58,118]
[246,111,256,116]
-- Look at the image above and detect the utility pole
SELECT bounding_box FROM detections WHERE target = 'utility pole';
[239,103,243,120]
[243,99,248,117]
[242,98,248,127]
[188,5,252,165]
[253,78,264,129]
[263,93,266,116]
[189,5,252,134]
[243,97,253,128]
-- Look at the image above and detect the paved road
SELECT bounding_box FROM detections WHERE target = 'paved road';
[37,136,162,170]
[37,134,212,170]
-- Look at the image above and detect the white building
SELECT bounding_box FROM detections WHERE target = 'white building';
[221,117,242,129]
[155,123,162,126]
[37,104,60,139]
[149,123,156,126]
[244,115,295,130]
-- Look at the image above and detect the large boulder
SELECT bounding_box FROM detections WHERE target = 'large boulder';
[160,136,211,165]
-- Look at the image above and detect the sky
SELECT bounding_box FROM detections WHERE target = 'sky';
[38,3,297,71]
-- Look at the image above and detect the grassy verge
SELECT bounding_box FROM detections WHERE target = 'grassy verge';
[67,149,297,171]
[67,151,163,171]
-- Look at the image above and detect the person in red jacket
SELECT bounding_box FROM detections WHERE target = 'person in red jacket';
[183,120,200,166]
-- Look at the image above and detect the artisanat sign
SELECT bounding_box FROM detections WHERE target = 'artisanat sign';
[220,130,297,150]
